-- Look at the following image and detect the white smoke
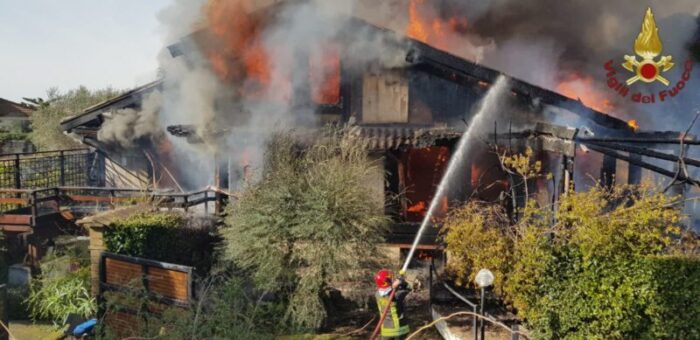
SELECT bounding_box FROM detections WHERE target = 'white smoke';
[98,91,163,147]
[148,0,414,188]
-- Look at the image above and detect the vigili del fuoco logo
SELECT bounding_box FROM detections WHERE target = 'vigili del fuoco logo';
[604,7,694,104]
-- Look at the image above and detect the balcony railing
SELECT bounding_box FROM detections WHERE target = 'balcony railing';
[0,186,228,232]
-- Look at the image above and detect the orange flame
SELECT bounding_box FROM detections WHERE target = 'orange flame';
[205,0,291,102]
[310,45,341,105]
[407,0,429,43]
[556,73,615,113]
[628,119,639,131]
[407,201,427,213]
[405,0,467,50]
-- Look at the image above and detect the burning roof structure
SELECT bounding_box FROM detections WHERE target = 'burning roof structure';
[61,0,700,237]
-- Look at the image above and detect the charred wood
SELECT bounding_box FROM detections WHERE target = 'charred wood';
[584,141,700,168]
[577,137,700,145]
[583,144,700,187]
[406,45,631,131]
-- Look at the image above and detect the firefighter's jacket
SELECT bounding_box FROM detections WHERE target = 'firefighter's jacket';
[375,281,411,338]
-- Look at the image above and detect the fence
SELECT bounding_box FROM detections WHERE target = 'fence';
[99,252,195,306]
[98,252,194,338]
[0,149,104,189]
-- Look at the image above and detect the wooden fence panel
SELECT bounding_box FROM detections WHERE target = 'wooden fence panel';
[147,267,190,302]
[104,257,143,288]
[99,253,195,338]
[99,252,194,306]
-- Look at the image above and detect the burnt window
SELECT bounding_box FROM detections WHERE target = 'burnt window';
[309,45,341,106]
[399,146,450,223]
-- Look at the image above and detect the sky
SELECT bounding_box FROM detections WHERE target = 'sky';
[0,0,172,103]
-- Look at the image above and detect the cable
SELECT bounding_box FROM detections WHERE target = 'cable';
[406,311,531,340]
[340,316,375,336]
[0,319,17,340]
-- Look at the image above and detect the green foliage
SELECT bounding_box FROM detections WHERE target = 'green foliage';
[0,131,29,142]
[29,86,121,150]
[441,201,512,294]
[104,212,219,274]
[443,184,698,339]
[99,275,281,339]
[223,129,389,330]
[502,147,542,180]
[27,267,95,324]
[642,255,700,338]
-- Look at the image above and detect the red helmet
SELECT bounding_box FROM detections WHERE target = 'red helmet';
[374,269,393,288]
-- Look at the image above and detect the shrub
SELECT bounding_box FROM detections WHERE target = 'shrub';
[27,267,95,324]
[104,212,219,274]
[443,184,699,339]
[640,255,700,339]
[99,275,282,339]
[223,129,389,330]
[441,201,512,293]
[0,131,29,142]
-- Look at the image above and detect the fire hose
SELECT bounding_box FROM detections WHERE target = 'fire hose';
[369,215,433,339]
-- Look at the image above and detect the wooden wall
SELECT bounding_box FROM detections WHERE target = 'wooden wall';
[361,71,409,124]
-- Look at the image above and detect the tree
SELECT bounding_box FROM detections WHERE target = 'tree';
[29,86,121,150]
[222,129,389,330]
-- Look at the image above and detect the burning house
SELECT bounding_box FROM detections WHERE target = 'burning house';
[60,0,700,248]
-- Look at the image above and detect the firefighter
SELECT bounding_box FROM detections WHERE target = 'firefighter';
[374,269,411,339]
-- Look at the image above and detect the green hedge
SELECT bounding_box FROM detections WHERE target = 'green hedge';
[103,212,219,275]
[643,256,700,339]
[525,255,700,339]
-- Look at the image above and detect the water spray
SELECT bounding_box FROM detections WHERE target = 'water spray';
[401,75,509,273]
[371,75,510,339]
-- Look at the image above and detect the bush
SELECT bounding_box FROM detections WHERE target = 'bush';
[223,129,389,330]
[27,267,95,324]
[104,212,219,274]
[443,184,699,339]
[0,131,29,142]
[441,201,512,293]
[99,275,282,339]
[641,255,700,339]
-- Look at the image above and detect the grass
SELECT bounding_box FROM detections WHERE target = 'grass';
[8,320,64,340]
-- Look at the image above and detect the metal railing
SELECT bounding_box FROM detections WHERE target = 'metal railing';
[0,149,104,189]
[0,186,228,230]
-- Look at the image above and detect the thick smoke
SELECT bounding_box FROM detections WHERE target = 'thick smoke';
[389,0,700,129]
[98,91,163,147]
[107,0,699,189]
[149,0,412,188]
